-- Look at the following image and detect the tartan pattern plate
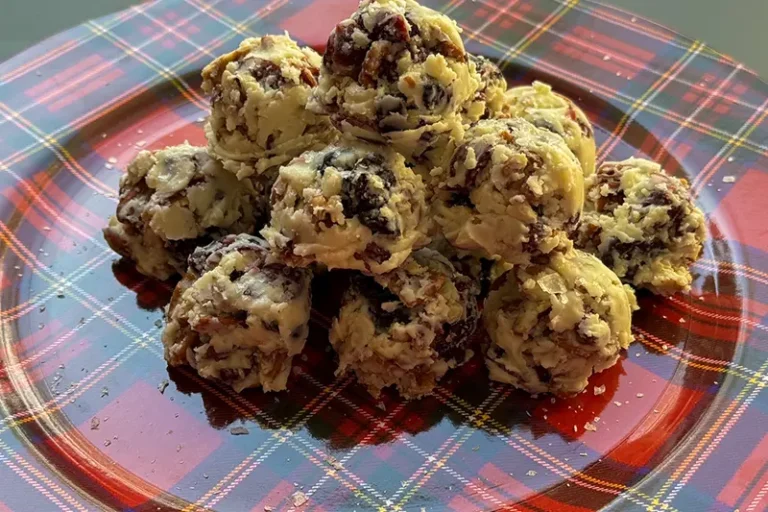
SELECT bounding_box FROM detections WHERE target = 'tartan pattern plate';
[0,0,767,511]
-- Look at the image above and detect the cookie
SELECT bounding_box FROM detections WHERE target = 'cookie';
[103,143,273,280]
[432,118,584,265]
[202,35,335,178]
[461,54,507,123]
[261,143,429,274]
[310,0,479,152]
[574,158,706,295]
[163,234,312,392]
[501,81,596,176]
[330,248,480,398]
[484,249,637,396]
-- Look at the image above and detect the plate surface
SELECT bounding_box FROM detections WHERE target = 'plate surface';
[1,1,767,511]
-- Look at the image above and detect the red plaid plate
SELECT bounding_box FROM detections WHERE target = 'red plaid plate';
[1,1,767,511]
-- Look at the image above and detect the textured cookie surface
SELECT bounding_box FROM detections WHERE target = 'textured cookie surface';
[330,248,480,398]
[484,249,636,396]
[103,143,272,280]
[202,35,335,177]
[163,234,312,392]
[433,117,584,264]
[261,142,428,274]
[501,81,596,176]
[574,158,706,295]
[311,0,479,162]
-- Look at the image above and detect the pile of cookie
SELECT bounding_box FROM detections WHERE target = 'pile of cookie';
[104,0,706,399]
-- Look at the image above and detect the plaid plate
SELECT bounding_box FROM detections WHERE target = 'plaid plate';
[0,0,766,511]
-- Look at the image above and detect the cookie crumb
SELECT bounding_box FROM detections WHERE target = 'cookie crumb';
[230,426,249,436]
[158,379,169,394]
[90,417,100,430]
[292,491,308,507]
[584,422,597,432]
[613,401,622,407]
[722,176,736,183]
[636,393,644,398]
[593,385,606,396]
[108,157,118,164]
[526,470,537,476]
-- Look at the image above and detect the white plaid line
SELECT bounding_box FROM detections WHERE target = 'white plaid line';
[142,355,387,512]
[86,20,206,109]
[301,402,408,502]
[296,372,514,512]
[567,0,751,72]
[695,261,768,288]
[0,439,78,512]
[198,377,379,510]
[691,96,768,194]
[699,258,768,282]
[295,372,412,501]
[391,388,507,508]
[661,359,768,504]
[667,295,768,336]
[0,0,242,183]
[0,103,115,196]
[0,247,114,323]
[653,65,743,161]
[746,477,768,511]
[0,0,279,201]
[597,42,704,159]
[0,2,150,85]
[0,328,151,432]
[479,0,765,114]
[1,281,137,376]
[459,20,768,158]
[136,7,219,60]
[635,327,760,382]
[182,0,269,38]
[432,389,672,511]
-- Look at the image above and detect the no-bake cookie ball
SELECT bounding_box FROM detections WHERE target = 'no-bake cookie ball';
[484,249,637,396]
[330,248,480,398]
[461,54,507,123]
[261,143,428,274]
[574,158,706,295]
[163,234,312,393]
[103,143,272,280]
[202,35,335,178]
[501,81,596,176]
[311,0,479,147]
[433,117,584,265]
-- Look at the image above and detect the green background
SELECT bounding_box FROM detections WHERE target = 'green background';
[0,0,766,78]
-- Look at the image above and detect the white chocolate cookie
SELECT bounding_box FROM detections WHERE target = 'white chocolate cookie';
[433,118,584,264]
[103,143,273,280]
[501,81,596,176]
[311,0,479,150]
[261,143,428,274]
[202,35,335,177]
[163,234,312,392]
[461,54,507,123]
[574,158,706,295]
[484,249,636,396]
[330,248,480,398]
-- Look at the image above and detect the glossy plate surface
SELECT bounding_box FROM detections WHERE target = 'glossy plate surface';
[1,1,767,511]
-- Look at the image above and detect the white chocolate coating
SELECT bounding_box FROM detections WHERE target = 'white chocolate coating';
[433,118,584,264]
[202,35,335,177]
[262,143,429,274]
[501,81,596,176]
[330,248,480,398]
[574,158,706,295]
[103,143,272,280]
[163,235,312,392]
[484,249,636,395]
